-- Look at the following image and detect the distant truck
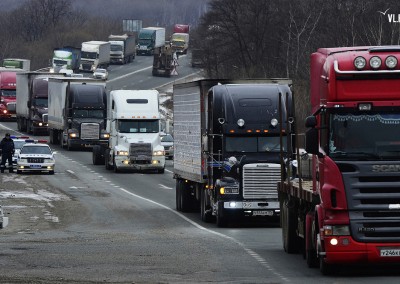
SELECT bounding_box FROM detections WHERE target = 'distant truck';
[137,27,166,56]
[171,33,189,54]
[0,70,17,120]
[92,89,165,174]
[47,77,109,150]
[16,72,63,135]
[2,58,30,71]
[51,47,81,73]
[173,79,293,227]
[80,41,111,72]
[173,24,190,34]
[152,45,175,77]
[108,34,136,64]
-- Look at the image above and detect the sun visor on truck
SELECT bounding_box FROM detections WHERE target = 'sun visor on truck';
[70,84,106,108]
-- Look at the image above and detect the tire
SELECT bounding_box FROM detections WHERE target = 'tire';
[105,150,112,170]
[176,180,182,211]
[306,216,319,268]
[92,145,103,165]
[201,188,213,222]
[17,170,21,174]
[180,181,192,212]
[216,203,228,228]
[282,199,300,253]
[49,170,54,175]
[113,157,119,173]
[158,168,165,174]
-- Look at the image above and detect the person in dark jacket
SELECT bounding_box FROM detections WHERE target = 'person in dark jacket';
[0,133,15,173]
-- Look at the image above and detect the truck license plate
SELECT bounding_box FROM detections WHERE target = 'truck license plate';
[253,210,273,216]
[30,165,42,168]
[380,249,400,257]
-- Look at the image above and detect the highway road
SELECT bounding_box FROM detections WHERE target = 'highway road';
[1,53,400,283]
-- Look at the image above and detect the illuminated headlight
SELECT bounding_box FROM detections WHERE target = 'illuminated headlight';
[354,56,366,70]
[237,119,245,127]
[69,133,79,138]
[2,110,7,114]
[324,225,350,236]
[385,56,398,69]
[229,202,237,208]
[153,150,165,156]
[369,56,382,69]
[38,122,43,126]
[101,133,110,139]
[117,151,128,156]
[271,118,278,127]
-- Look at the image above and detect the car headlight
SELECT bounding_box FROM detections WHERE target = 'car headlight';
[153,150,165,156]
[117,151,128,156]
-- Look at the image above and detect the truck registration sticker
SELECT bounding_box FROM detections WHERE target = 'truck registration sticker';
[253,210,273,216]
[380,249,400,257]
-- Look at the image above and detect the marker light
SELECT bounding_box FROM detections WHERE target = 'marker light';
[369,56,382,69]
[237,119,245,127]
[385,56,398,69]
[220,187,225,195]
[271,118,278,127]
[354,56,366,70]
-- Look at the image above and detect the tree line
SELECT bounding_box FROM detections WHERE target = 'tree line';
[192,0,400,126]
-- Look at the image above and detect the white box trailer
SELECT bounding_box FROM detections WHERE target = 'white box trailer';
[80,41,110,72]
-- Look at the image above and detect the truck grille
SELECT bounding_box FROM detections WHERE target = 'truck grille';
[28,158,44,163]
[129,143,152,161]
[242,163,281,199]
[80,123,99,139]
[342,161,400,243]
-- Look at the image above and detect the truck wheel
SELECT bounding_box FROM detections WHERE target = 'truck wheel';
[158,168,165,174]
[201,188,213,222]
[92,145,103,165]
[113,157,119,173]
[282,199,299,254]
[105,149,112,170]
[180,181,192,212]
[49,170,54,175]
[216,203,228,227]
[176,180,182,211]
[306,216,319,268]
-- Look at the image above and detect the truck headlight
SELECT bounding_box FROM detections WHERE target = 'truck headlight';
[101,133,110,139]
[323,225,350,236]
[153,150,165,156]
[69,133,79,138]
[117,151,128,156]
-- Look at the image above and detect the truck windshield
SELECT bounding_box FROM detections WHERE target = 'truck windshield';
[117,119,159,133]
[110,45,123,51]
[73,109,104,118]
[138,39,151,45]
[225,136,287,153]
[1,90,16,97]
[329,112,400,159]
[81,52,97,59]
[172,41,185,47]
[33,98,48,107]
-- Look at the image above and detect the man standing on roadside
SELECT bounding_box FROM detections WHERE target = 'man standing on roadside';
[0,133,15,173]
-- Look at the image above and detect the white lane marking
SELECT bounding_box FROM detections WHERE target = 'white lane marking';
[159,184,173,190]
[107,66,152,83]
[66,170,75,174]
[165,169,173,174]
[117,187,289,283]
[0,124,24,135]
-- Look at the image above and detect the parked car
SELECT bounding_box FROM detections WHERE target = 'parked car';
[16,141,56,174]
[93,68,108,80]
[161,134,174,159]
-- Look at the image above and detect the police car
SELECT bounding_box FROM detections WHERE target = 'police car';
[16,140,56,174]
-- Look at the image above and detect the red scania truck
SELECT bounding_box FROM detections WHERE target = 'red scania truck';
[279,46,400,274]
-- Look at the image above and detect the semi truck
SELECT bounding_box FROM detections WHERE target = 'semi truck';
[51,47,81,73]
[2,58,30,71]
[171,33,189,54]
[137,27,165,56]
[16,72,63,135]
[79,41,110,72]
[47,77,109,150]
[173,24,190,34]
[0,70,17,120]
[92,90,165,173]
[108,34,136,64]
[173,79,293,227]
[278,46,400,275]
[152,44,175,77]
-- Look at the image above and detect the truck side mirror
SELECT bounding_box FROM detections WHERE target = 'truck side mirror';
[305,128,319,155]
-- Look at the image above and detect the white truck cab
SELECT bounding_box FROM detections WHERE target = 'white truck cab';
[104,90,165,173]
